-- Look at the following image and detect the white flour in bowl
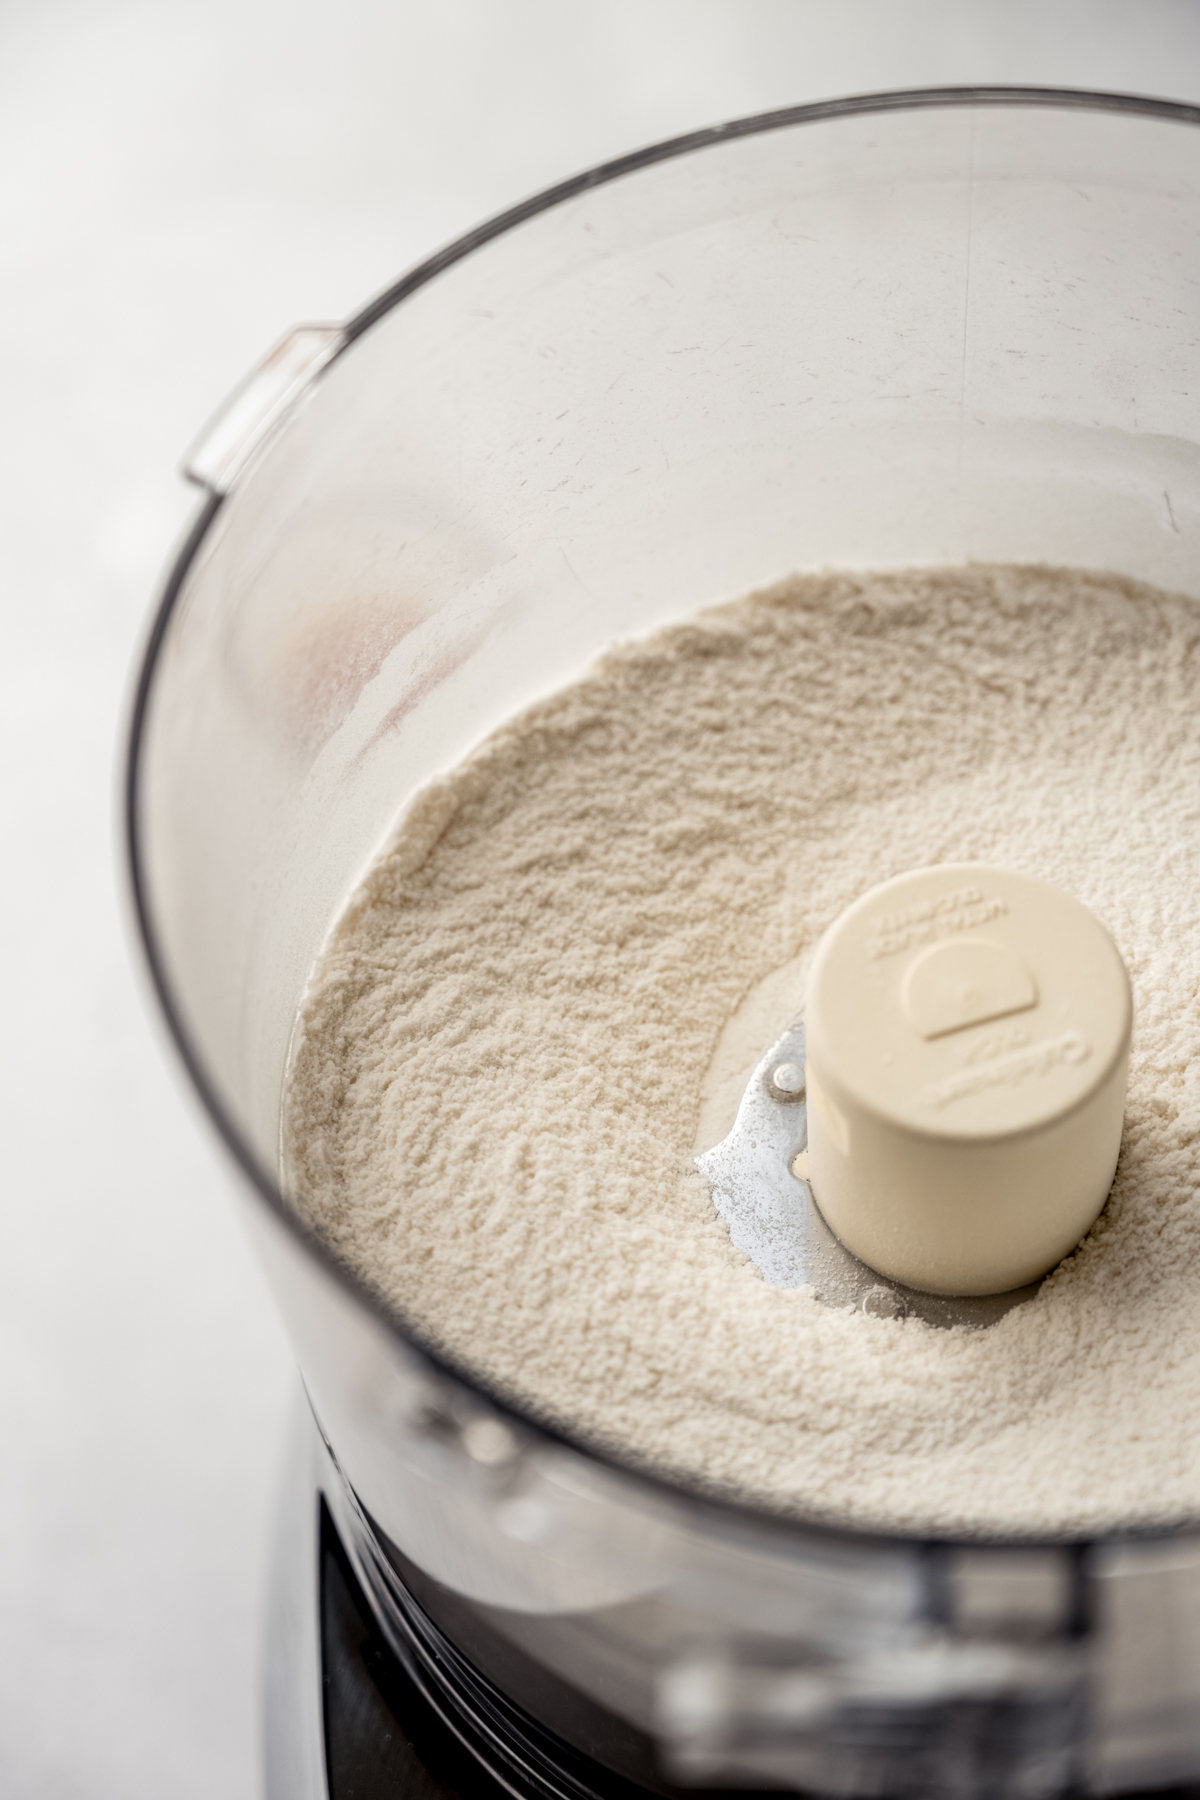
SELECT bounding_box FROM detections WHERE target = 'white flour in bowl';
[282,565,1200,1536]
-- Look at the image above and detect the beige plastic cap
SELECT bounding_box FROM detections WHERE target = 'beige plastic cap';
[804,865,1132,1296]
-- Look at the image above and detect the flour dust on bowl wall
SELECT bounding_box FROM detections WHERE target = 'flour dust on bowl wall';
[129,92,1200,1800]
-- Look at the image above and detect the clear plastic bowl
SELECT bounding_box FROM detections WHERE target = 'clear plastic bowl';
[128,89,1200,1797]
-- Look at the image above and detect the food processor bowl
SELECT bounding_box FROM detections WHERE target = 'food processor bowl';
[128,90,1200,1798]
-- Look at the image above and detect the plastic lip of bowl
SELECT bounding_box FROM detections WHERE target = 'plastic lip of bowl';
[126,85,1200,1554]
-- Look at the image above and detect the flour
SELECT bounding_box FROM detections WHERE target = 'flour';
[282,565,1200,1537]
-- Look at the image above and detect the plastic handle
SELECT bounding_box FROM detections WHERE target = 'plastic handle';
[182,323,345,496]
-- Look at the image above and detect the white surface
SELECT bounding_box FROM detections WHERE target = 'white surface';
[806,866,1132,1292]
[2,2,1200,1794]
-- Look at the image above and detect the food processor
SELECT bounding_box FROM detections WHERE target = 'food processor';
[126,89,1200,1799]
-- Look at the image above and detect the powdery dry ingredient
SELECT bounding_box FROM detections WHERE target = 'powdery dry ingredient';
[283,565,1200,1537]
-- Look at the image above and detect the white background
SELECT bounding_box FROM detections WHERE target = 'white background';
[3,3,1200,1795]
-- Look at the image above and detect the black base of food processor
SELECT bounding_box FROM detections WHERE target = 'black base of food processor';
[265,1401,1200,1800]
[320,1497,507,1799]
[266,1400,761,1800]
